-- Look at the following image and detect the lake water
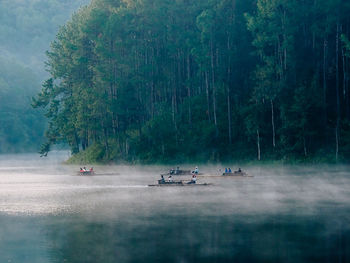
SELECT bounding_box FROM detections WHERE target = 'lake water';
[0,152,349,262]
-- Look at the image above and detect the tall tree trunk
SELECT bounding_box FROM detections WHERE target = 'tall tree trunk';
[151,51,155,118]
[227,86,232,144]
[210,39,218,136]
[227,87,232,144]
[347,21,350,119]
[323,37,328,126]
[205,71,211,122]
[336,23,340,161]
[112,113,117,136]
[257,128,261,161]
[74,131,80,154]
[172,88,179,146]
[271,99,276,148]
[125,139,129,157]
[85,130,89,149]
[112,57,118,136]
[283,8,287,72]
[347,57,350,119]
[187,53,192,126]
[103,127,109,159]
[227,35,232,144]
[342,39,349,119]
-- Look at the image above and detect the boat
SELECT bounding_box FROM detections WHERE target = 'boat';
[78,170,94,175]
[158,179,183,185]
[222,170,250,177]
[148,179,212,187]
[148,182,212,187]
[73,171,121,176]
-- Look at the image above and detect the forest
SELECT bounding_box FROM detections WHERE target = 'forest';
[33,0,350,163]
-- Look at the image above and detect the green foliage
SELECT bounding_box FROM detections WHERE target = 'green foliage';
[342,35,350,57]
[34,0,350,163]
[66,143,106,164]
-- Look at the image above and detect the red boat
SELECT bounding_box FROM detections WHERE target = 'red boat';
[79,168,94,175]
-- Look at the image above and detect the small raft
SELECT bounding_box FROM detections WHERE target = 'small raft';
[78,170,95,176]
[148,183,212,187]
[148,179,212,187]
[222,171,250,177]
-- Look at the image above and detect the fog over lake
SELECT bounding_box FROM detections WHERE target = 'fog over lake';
[0,152,349,262]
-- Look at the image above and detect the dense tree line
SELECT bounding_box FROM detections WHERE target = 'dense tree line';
[34,0,350,163]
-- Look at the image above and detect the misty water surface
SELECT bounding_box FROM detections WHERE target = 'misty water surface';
[0,152,349,262]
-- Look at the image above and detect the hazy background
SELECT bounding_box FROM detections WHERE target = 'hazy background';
[0,0,90,153]
[0,0,90,76]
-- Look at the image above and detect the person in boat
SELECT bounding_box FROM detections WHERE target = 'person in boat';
[80,167,84,172]
[170,169,174,175]
[168,175,173,182]
[90,167,94,172]
[192,174,197,183]
[225,168,228,173]
[234,168,242,174]
[228,168,232,173]
[83,167,87,172]
[188,174,197,184]
[194,166,199,174]
[160,175,165,183]
[175,167,180,174]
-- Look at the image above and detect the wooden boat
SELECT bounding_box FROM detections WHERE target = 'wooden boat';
[73,172,121,177]
[148,179,212,187]
[158,179,183,185]
[222,170,250,177]
[148,183,212,187]
[78,170,94,175]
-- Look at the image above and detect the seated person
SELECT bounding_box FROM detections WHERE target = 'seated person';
[194,166,199,174]
[188,174,197,184]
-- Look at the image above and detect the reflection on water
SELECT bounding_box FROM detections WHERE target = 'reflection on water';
[0,153,349,262]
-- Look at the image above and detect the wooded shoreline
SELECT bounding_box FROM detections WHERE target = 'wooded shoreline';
[65,148,349,165]
[33,0,350,164]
